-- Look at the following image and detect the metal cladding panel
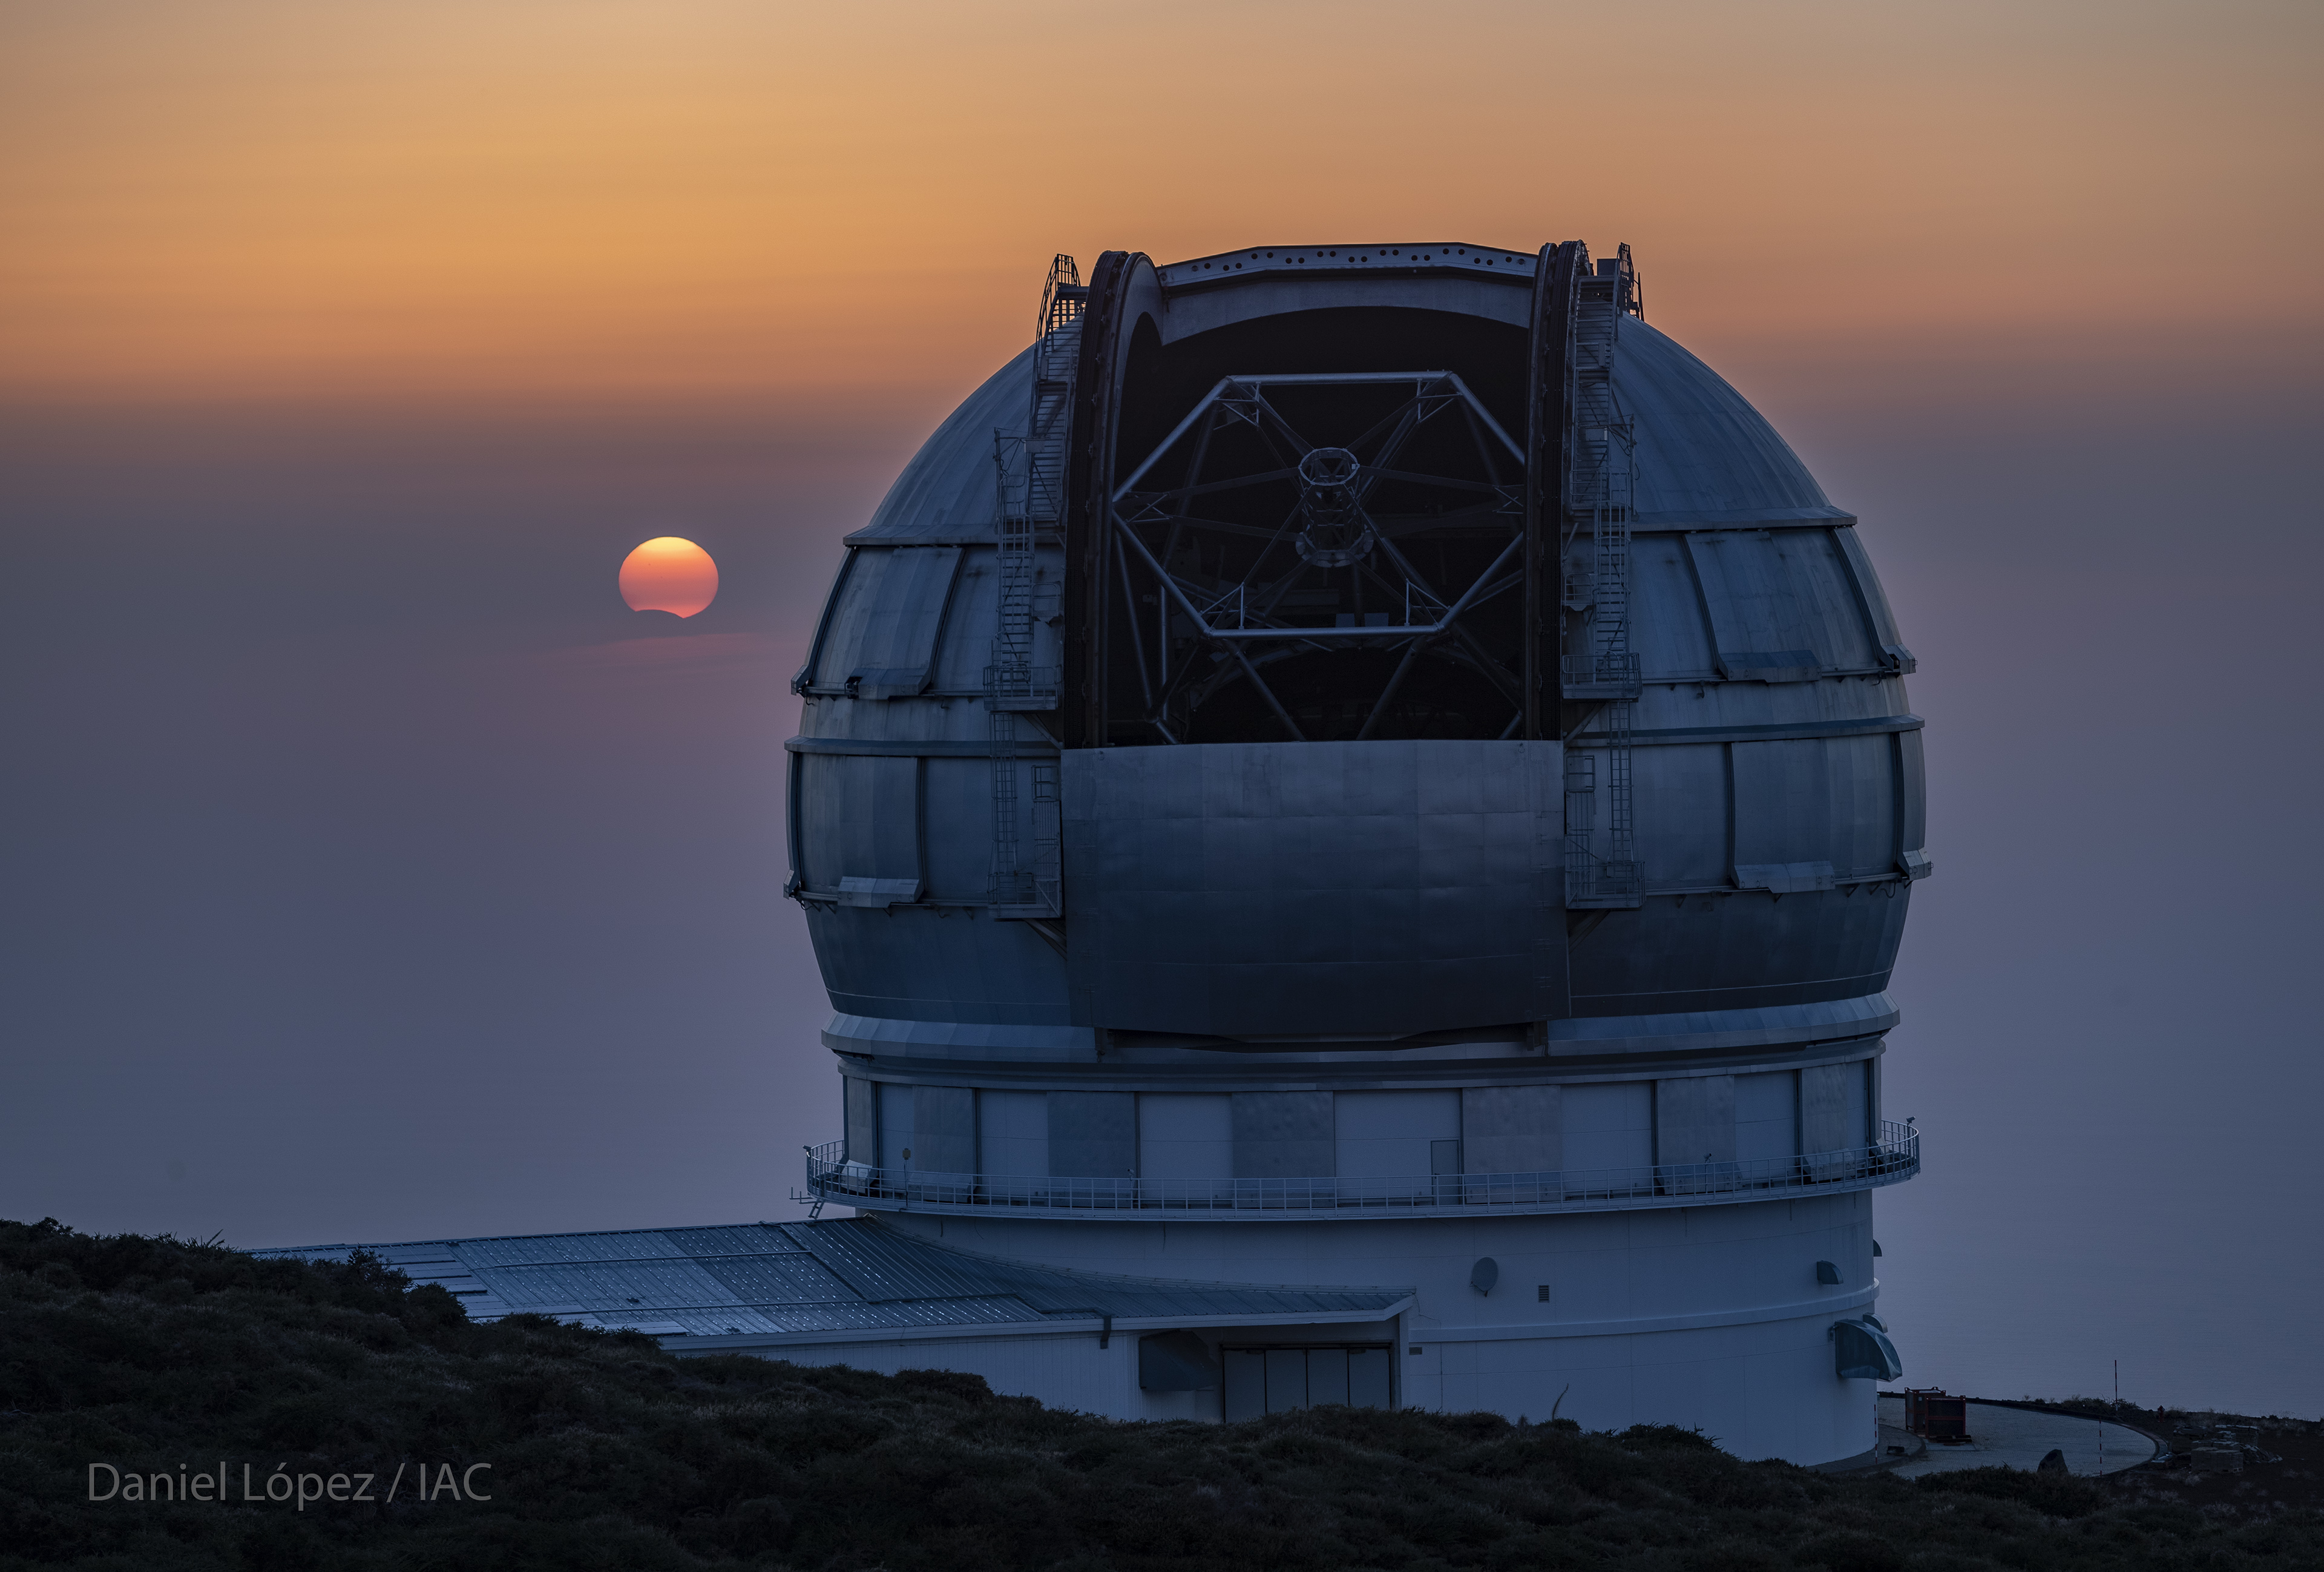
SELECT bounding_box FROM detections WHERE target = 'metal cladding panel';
[1801,1061,1871,1162]
[1567,888,1906,1016]
[685,1254,856,1304]
[1562,1081,1652,1173]
[790,1219,1013,1303]
[913,1085,977,1177]
[1462,1084,1560,1174]
[787,1219,1406,1320]
[911,546,1064,695]
[1735,1070,1799,1164]
[1733,737,1897,880]
[659,1225,803,1257]
[878,1082,914,1169]
[1334,1090,1459,1179]
[804,543,1060,702]
[1685,531,1878,680]
[1138,1093,1233,1182]
[977,1090,1049,1177]
[732,1296,1050,1332]
[847,349,1029,545]
[804,905,1071,1026]
[921,757,1002,898]
[1630,743,1728,888]
[1632,541,1721,677]
[1654,1074,1738,1166]
[845,1077,877,1166]
[796,755,919,892]
[482,1258,745,1311]
[1233,1091,1336,1179]
[1834,527,1911,651]
[1616,318,1833,522]
[809,547,964,694]
[1063,740,1561,1036]
[260,1218,1405,1337]
[930,550,994,690]
[1048,1090,1137,1178]
[1823,735,1902,878]
[1897,730,1928,864]
[455,1231,688,1268]
[642,1309,772,1336]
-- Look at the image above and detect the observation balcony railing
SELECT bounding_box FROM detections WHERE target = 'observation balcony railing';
[803,1120,1919,1222]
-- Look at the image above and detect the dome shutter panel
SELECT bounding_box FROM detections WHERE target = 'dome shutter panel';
[1061,740,1565,1037]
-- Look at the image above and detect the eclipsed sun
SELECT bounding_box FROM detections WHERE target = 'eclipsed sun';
[619,537,719,617]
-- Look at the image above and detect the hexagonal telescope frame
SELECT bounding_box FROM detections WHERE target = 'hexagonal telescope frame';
[1106,371,1531,745]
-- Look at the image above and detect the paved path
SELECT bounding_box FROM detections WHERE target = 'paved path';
[1876,1396,2159,1478]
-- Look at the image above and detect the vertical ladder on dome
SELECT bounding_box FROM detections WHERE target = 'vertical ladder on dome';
[1564,245,1644,909]
[988,255,1083,910]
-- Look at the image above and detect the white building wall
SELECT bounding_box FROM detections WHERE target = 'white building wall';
[1424,1309,1876,1463]
[885,1189,1883,1464]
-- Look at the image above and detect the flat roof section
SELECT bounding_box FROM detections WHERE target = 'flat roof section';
[250,1217,1411,1350]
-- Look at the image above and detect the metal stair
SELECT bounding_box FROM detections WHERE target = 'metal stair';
[1564,246,1644,909]
[988,256,1083,907]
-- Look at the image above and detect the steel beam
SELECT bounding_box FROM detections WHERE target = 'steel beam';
[1064,250,1141,749]
[1525,241,1584,742]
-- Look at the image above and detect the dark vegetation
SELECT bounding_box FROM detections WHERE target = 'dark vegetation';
[2,1218,2317,1571]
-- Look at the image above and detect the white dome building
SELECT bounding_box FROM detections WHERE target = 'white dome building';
[773,242,1927,1465]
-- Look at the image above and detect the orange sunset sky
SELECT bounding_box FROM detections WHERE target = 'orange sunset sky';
[8,2,2324,1413]
[4,0,2316,421]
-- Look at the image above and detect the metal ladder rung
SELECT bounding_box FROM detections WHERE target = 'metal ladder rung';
[1565,250,1641,907]
[990,255,1078,910]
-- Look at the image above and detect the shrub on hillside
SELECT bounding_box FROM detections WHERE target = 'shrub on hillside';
[1,1218,2316,1571]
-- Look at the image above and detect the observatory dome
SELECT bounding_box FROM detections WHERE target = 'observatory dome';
[785,243,1926,1462]
[791,246,1925,1039]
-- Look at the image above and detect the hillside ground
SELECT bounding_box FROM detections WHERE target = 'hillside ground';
[2,1218,2317,1571]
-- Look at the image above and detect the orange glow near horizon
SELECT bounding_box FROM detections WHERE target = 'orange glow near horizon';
[1,2,2316,409]
[619,537,719,618]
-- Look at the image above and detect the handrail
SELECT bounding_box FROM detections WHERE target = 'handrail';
[804,1122,1920,1220]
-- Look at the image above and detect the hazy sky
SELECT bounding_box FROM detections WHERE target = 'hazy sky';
[4,1,2320,1416]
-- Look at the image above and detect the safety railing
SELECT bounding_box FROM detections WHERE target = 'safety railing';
[804,1121,1919,1220]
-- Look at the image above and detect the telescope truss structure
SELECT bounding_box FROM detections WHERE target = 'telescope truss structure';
[1020,240,1648,906]
[1100,372,1532,746]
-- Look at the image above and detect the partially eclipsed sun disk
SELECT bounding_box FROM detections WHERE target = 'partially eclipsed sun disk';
[619,536,719,617]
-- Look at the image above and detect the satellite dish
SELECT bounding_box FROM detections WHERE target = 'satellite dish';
[1470,1257,1499,1296]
